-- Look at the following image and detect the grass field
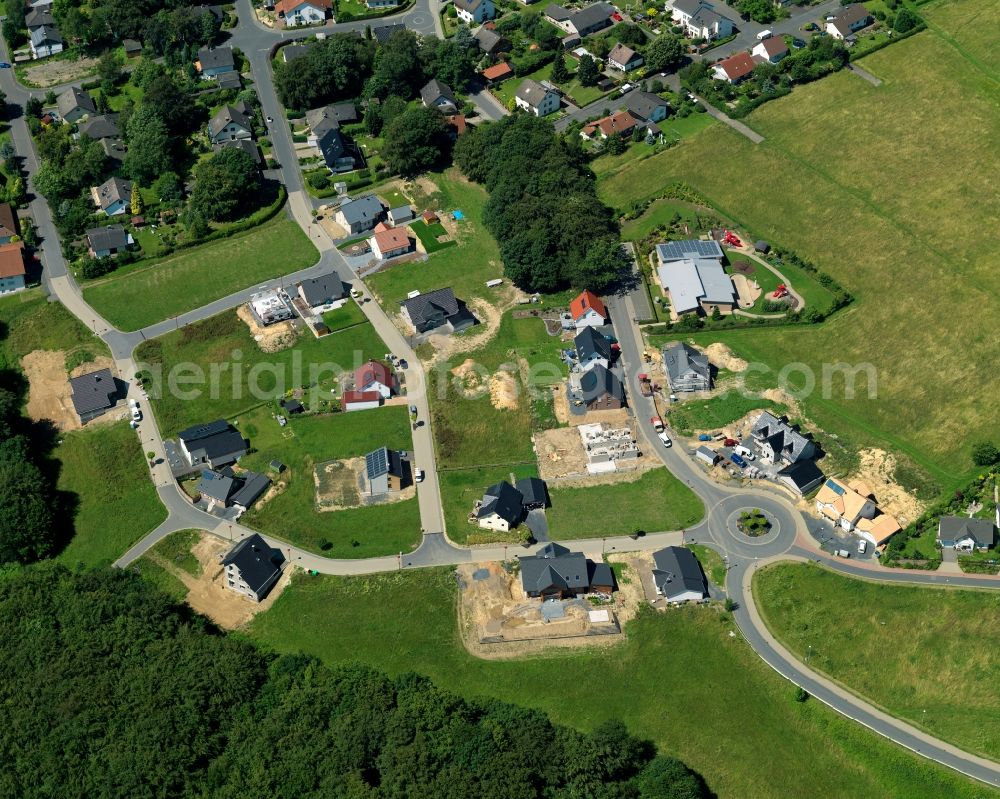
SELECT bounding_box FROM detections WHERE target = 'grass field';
[665,392,786,435]
[591,112,716,180]
[687,543,726,587]
[0,289,101,370]
[547,468,704,538]
[83,215,318,331]
[320,300,366,332]
[135,311,389,436]
[439,463,541,543]
[410,219,457,253]
[237,404,421,558]
[755,562,1000,761]
[148,529,202,576]
[598,19,999,486]
[248,567,994,799]
[55,422,167,567]
[366,170,503,310]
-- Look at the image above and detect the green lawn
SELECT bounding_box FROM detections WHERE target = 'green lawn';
[83,215,319,331]
[0,289,100,370]
[755,561,1000,762]
[620,198,706,241]
[494,55,610,109]
[320,300,367,332]
[236,404,421,558]
[366,169,503,309]
[591,112,716,180]
[148,528,202,576]
[132,557,189,601]
[247,567,995,799]
[599,21,999,485]
[439,463,542,544]
[56,422,167,567]
[135,311,389,436]
[687,543,727,587]
[410,219,457,253]
[547,468,704,538]
[664,391,786,436]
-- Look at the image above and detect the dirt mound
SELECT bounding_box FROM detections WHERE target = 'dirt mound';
[489,370,519,411]
[451,358,486,398]
[855,449,926,525]
[705,342,748,372]
[237,306,298,353]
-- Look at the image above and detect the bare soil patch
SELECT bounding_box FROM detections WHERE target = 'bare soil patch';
[237,305,299,353]
[854,448,925,525]
[23,56,98,87]
[152,532,292,630]
[424,294,513,364]
[314,456,416,510]
[489,370,519,411]
[705,342,748,372]
[21,350,121,432]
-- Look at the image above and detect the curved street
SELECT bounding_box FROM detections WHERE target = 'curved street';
[4,8,1000,790]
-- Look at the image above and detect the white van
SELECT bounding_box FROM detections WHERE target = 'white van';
[756,29,773,40]
[734,445,755,461]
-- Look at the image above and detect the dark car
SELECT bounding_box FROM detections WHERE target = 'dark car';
[792,38,806,48]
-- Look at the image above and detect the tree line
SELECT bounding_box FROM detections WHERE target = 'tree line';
[0,564,710,799]
[455,113,630,293]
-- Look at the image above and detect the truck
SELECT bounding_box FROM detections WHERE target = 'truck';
[638,374,654,397]
[650,415,664,431]
[729,452,748,468]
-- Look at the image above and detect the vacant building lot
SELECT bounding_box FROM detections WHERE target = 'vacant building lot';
[83,215,318,332]
[755,561,1000,762]
[600,16,998,487]
[248,567,992,799]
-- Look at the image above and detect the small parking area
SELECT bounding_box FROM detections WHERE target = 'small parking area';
[806,517,877,562]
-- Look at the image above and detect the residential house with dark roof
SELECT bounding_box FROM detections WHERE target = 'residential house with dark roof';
[297,272,347,308]
[178,420,249,469]
[776,459,825,496]
[365,447,410,494]
[668,0,733,40]
[515,477,548,509]
[750,410,815,465]
[0,203,19,243]
[400,286,476,334]
[123,38,142,57]
[0,241,27,295]
[334,194,384,234]
[477,480,525,531]
[515,78,560,116]
[662,341,711,392]
[305,102,358,146]
[474,26,510,57]
[455,0,494,24]
[421,79,458,112]
[223,533,285,601]
[354,360,394,398]
[651,546,707,603]
[580,364,625,410]
[518,542,614,598]
[208,104,253,144]
[387,204,413,225]
[57,87,95,122]
[315,127,355,172]
[569,289,608,329]
[29,24,63,59]
[197,468,237,507]
[621,90,669,123]
[575,326,612,371]
[282,42,313,63]
[655,239,735,316]
[92,177,132,216]
[545,2,614,36]
[214,137,262,166]
[79,114,121,140]
[372,23,406,44]
[937,516,996,552]
[69,368,119,423]
[826,3,873,39]
[366,0,400,8]
[608,43,643,71]
[86,225,134,258]
[197,46,235,77]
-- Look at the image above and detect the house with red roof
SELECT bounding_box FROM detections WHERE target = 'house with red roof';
[0,240,26,295]
[354,360,394,398]
[342,390,382,412]
[711,51,756,84]
[370,225,413,260]
[275,0,331,26]
[569,290,608,329]
[482,61,514,84]
[581,110,639,140]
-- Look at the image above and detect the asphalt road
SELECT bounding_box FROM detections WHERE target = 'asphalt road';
[7,8,1000,787]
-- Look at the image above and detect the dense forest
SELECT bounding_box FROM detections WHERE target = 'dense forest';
[1,564,709,798]
[455,114,628,294]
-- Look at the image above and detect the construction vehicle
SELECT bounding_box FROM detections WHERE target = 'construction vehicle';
[722,230,742,247]
[772,284,789,299]
[650,415,664,431]
[638,374,654,397]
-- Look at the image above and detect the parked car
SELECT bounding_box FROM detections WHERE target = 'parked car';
[409,405,418,415]
[658,431,672,447]
[836,549,851,558]
[791,38,806,48]
[128,398,142,421]
[729,452,747,468]
[858,540,867,554]
[415,469,425,483]
[350,288,363,299]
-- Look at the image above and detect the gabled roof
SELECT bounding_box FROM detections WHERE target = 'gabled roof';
[855,514,902,546]
[757,37,788,57]
[78,114,120,140]
[663,341,709,381]
[197,469,237,504]
[750,411,813,462]
[230,471,271,509]
[621,90,668,121]
[179,419,231,442]
[583,110,638,138]
[198,46,234,71]
[355,359,392,388]
[715,51,756,81]
[214,137,261,165]
[519,542,591,593]
[482,61,514,81]
[372,225,411,253]
[282,43,313,62]
[337,194,384,226]
[30,25,62,46]
[455,0,486,11]
[95,176,131,210]
[57,87,95,118]
[372,23,406,43]
[776,459,824,492]
[651,546,706,599]
[474,26,505,51]
[938,516,996,547]
[608,42,638,66]
[477,480,524,524]
[25,7,54,27]
[815,477,871,521]
[580,364,625,405]
[656,239,724,261]
[421,78,457,107]
[316,126,347,166]
[365,446,407,479]
[516,78,556,108]
[514,476,548,507]
[86,225,130,252]
[222,533,284,593]
[544,3,572,21]
[566,1,614,31]
[831,3,871,29]
[342,390,381,405]
[574,326,611,361]
[208,104,251,137]
[0,203,19,240]
[0,241,25,279]
[298,272,346,305]
[401,286,460,328]
[570,289,607,322]
[275,0,331,14]
[69,368,117,415]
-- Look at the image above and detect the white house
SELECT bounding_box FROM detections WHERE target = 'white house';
[29,25,63,58]
[369,225,413,260]
[569,289,608,329]
[342,390,382,411]
[826,3,873,39]
[355,360,394,399]
[668,0,733,40]
[275,0,331,26]
[514,79,560,116]
[574,327,612,371]
[0,241,26,295]
[222,534,285,602]
[937,516,996,553]
[752,36,789,63]
[608,43,643,72]
[476,481,524,531]
[454,0,494,24]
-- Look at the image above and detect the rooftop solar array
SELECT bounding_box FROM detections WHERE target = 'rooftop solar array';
[655,239,724,261]
[365,447,388,478]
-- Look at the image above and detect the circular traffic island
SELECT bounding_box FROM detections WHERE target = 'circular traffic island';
[737,508,772,538]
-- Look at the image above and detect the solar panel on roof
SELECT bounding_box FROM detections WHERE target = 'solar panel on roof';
[365,447,388,478]
[825,479,846,495]
[657,239,724,261]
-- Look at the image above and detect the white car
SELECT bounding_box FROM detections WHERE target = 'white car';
[128,398,142,422]
[415,468,425,483]
[858,540,867,554]
[658,431,672,447]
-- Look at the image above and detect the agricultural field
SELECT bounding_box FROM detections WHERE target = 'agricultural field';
[248,567,994,799]
[237,404,421,558]
[135,311,388,436]
[599,21,999,487]
[83,215,318,331]
[755,562,1000,761]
